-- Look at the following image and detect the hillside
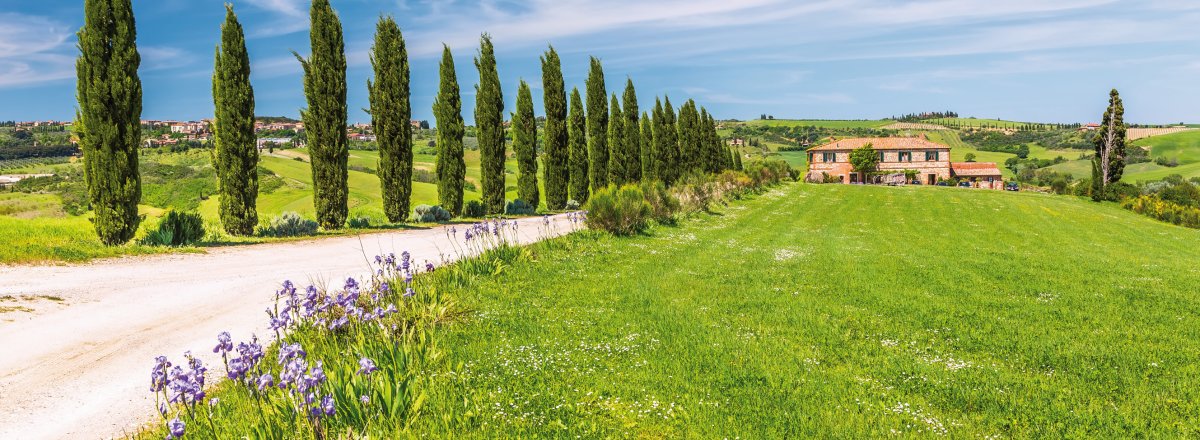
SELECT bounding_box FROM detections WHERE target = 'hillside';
[408,183,1200,437]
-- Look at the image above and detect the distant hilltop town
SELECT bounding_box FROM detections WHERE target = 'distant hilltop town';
[2,118,430,148]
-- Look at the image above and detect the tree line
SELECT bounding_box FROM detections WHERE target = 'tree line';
[76,0,742,244]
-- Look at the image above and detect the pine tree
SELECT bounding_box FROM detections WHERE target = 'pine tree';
[657,97,680,185]
[474,34,505,214]
[212,5,258,235]
[541,46,569,210]
[640,112,654,181]
[607,94,625,186]
[586,57,609,191]
[434,45,466,216]
[567,88,589,203]
[76,0,142,245]
[513,80,539,208]
[1091,88,1127,200]
[368,15,412,223]
[622,79,641,182]
[295,0,348,229]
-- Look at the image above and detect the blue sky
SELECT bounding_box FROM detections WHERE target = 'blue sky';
[1,0,1198,124]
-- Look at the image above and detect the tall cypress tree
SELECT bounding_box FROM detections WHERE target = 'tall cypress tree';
[474,34,505,214]
[676,100,700,174]
[734,147,743,171]
[622,79,641,182]
[295,0,348,229]
[541,46,569,210]
[76,0,142,245]
[434,45,466,216]
[657,97,680,185]
[586,57,609,191]
[640,112,654,181]
[513,80,539,208]
[368,16,412,223]
[607,94,625,186]
[1091,88,1127,200]
[568,88,589,203]
[212,5,257,235]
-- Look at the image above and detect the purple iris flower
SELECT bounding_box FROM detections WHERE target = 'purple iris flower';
[404,287,415,298]
[257,373,274,392]
[360,395,370,404]
[212,332,233,354]
[167,417,185,439]
[321,395,336,416]
[357,357,378,375]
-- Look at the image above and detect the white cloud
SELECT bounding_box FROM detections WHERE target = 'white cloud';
[0,13,75,89]
[244,0,310,37]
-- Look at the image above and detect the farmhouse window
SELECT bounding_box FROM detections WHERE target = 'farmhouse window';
[899,151,912,162]
[925,151,938,161]
[878,151,885,162]
[823,152,836,163]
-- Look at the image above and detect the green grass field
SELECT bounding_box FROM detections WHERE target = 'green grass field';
[925,118,1051,129]
[1132,130,1200,165]
[740,119,892,129]
[150,183,1200,438]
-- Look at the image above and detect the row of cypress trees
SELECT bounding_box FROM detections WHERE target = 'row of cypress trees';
[77,0,742,244]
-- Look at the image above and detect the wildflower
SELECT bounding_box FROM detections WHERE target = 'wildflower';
[151,356,171,392]
[167,417,185,439]
[360,395,370,404]
[209,397,219,407]
[321,395,336,416]
[357,357,378,375]
[404,287,415,298]
[425,262,435,272]
[278,343,306,365]
[257,373,275,392]
[158,402,168,416]
[400,251,411,271]
[212,332,233,355]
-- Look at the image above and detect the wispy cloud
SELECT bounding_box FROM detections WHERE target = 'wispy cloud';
[244,0,309,37]
[0,13,75,88]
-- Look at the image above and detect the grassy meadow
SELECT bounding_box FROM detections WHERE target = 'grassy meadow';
[148,183,1200,438]
[740,119,893,129]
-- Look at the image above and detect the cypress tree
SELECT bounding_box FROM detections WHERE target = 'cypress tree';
[607,94,625,186]
[734,147,743,171]
[676,100,699,174]
[657,97,680,185]
[513,80,539,208]
[434,45,466,216]
[1091,88,1127,200]
[640,112,654,181]
[568,88,589,203]
[76,0,142,245]
[651,99,663,181]
[622,79,641,183]
[295,0,348,229]
[368,16,412,223]
[541,46,569,210]
[474,34,505,214]
[212,5,258,235]
[586,57,608,191]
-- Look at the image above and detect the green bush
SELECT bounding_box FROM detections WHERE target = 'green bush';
[414,205,452,223]
[640,180,680,224]
[464,200,486,218]
[505,199,536,216]
[347,215,373,229]
[257,212,319,237]
[566,199,581,210]
[585,185,651,236]
[141,210,205,247]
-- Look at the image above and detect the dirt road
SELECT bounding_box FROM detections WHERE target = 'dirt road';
[0,215,579,439]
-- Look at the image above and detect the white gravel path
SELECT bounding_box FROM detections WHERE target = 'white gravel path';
[0,214,580,439]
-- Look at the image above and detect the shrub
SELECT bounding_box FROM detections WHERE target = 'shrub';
[347,215,373,229]
[1124,195,1200,228]
[413,168,437,184]
[640,180,680,224]
[258,212,319,237]
[676,173,718,213]
[141,210,205,247]
[464,200,486,218]
[586,185,651,236]
[505,199,537,216]
[414,204,452,223]
[566,199,581,210]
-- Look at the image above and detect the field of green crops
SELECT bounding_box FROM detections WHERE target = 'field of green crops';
[142,183,1200,438]
[740,119,893,129]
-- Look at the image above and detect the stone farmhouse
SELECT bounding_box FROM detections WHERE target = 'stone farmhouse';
[805,136,1004,189]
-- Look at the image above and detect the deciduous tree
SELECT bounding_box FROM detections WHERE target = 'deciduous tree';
[850,144,879,183]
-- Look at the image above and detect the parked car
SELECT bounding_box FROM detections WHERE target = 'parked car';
[936,181,950,187]
[1005,182,1020,191]
[958,181,972,188]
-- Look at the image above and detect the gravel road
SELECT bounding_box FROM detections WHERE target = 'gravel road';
[0,214,579,439]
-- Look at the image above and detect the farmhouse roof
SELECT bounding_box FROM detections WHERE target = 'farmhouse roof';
[807,136,948,151]
[951,162,1003,177]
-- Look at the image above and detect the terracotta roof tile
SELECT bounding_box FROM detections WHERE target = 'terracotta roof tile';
[807,137,949,151]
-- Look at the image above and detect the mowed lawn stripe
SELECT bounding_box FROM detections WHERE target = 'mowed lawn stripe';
[421,183,1200,438]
